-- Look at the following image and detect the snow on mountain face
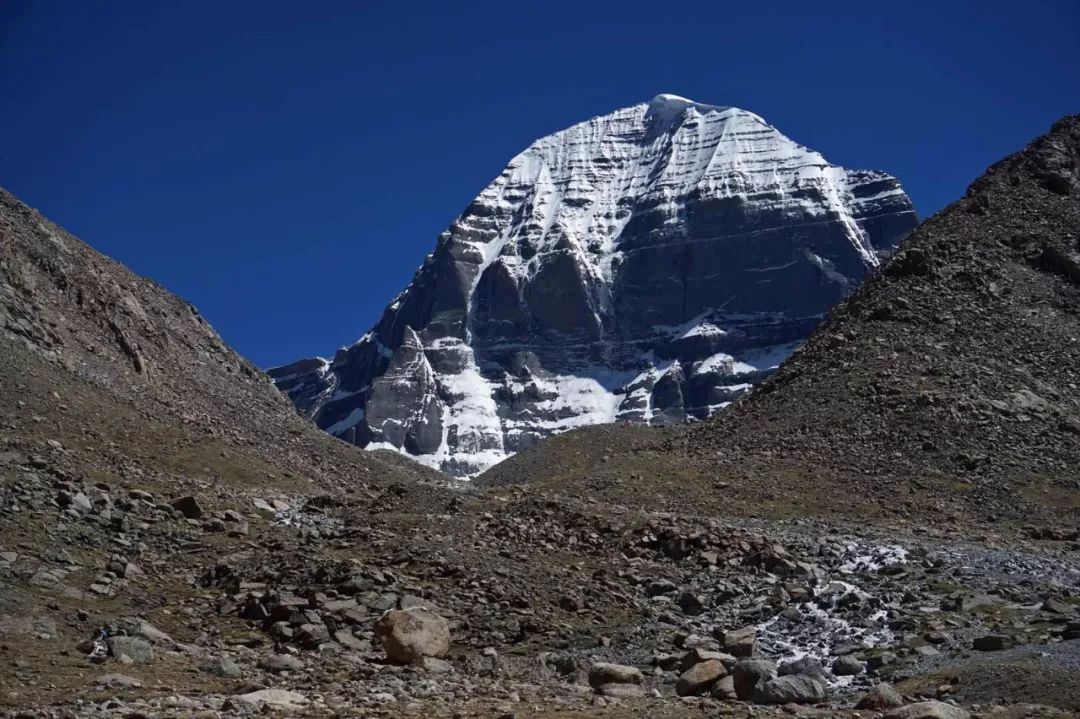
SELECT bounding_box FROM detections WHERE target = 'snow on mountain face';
[270,95,917,477]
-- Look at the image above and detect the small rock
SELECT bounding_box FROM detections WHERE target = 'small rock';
[333,629,371,652]
[200,655,241,677]
[93,673,142,689]
[866,651,898,672]
[1042,597,1073,615]
[558,594,584,611]
[680,647,737,672]
[778,657,828,680]
[856,683,904,710]
[711,674,737,700]
[885,701,971,719]
[832,655,865,676]
[252,498,276,518]
[753,674,829,705]
[419,656,454,673]
[718,625,756,657]
[646,579,678,596]
[234,689,309,710]
[733,658,776,700]
[170,495,203,519]
[676,659,726,696]
[293,622,330,649]
[106,636,154,663]
[588,662,644,688]
[677,590,706,615]
[373,608,450,664]
[972,635,1012,651]
[596,683,645,698]
[260,653,305,672]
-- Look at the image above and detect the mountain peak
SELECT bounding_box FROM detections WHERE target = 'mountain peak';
[647,92,730,115]
[272,100,917,476]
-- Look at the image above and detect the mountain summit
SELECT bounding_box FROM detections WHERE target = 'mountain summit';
[272,96,917,475]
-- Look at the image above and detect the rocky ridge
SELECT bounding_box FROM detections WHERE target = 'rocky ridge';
[272,94,916,476]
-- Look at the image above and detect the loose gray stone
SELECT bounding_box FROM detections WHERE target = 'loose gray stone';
[588,662,644,688]
[170,495,203,519]
[753,674,829,704]
[885,701,971,719]
[106,635,154,663]
[373,608,450,663]
[234,689,309,710]
[832,654,865,676]
[732,658,776,700]
[676,659,726,696]
[596,683,645,698]
[856,683,905,710]
[260,653,305,672]
[93,673,142,689]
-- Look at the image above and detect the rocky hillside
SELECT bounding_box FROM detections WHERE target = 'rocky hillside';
[682,115,1080,507]
[479,116,1080,527]
[272,94,916,476]
[0,187,444,494]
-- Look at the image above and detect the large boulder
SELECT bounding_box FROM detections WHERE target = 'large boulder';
[753,674,829,704]
[373,608,450,664]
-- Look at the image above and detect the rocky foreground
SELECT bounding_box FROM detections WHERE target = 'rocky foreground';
[2,419,1078,717]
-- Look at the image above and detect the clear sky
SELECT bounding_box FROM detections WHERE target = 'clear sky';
[2,1,1077,368]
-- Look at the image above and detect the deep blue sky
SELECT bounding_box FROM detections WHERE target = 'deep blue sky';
[2,1,1077,367]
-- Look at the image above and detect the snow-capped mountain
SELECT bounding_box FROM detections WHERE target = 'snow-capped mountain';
[270,94,917,476]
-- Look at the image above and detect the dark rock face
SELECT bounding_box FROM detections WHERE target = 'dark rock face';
[271,95,916,475]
